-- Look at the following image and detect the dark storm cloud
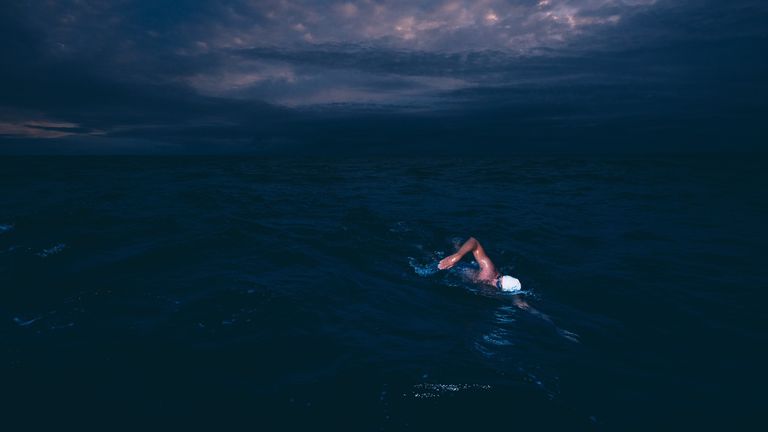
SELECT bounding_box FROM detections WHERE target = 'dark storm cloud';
[0,0,766,153]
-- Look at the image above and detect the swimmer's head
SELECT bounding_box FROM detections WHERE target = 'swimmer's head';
[496,275,521,292]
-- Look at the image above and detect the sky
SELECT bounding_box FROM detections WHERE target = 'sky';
[1,0,766,154]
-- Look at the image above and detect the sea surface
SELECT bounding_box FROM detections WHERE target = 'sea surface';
[1,155,765,430]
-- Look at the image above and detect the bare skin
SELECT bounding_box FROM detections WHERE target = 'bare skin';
[438,237,499,283]
[438,237,531,309]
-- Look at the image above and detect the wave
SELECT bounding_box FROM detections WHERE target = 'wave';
[36,243,67,258]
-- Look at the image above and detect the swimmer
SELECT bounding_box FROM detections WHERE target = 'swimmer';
[438,237,579,342]
[438,237,520,290]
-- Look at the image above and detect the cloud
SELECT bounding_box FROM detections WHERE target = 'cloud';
[1,0,766,153]
[185,0,650,52]
[0,120,100,139]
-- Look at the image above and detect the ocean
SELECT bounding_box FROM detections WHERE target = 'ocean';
[1,155,765,430]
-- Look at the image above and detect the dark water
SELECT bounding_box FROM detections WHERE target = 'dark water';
[1,156,765,430]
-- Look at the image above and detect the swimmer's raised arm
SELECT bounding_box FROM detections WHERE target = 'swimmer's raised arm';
[438,237,476,269]
[438,237,496,274]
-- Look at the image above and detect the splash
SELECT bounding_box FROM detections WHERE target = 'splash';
[408,257,440,276]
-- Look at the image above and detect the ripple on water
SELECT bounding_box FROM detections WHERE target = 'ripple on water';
[482,328,515,346]
[13,316,41,327]
[13,311,77,333]
[36,243,66,258]
[494,305,517,323]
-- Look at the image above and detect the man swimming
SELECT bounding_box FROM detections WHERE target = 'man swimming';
[437,237,578,342]
[437,237,521,292]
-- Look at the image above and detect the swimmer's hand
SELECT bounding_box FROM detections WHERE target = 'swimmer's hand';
[438,254,460,270]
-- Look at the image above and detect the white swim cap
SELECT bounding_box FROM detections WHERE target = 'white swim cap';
[499,275,521,292]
